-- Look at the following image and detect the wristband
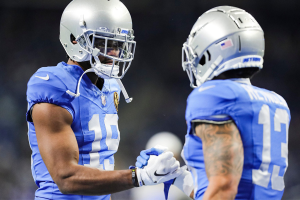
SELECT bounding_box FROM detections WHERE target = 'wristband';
[129,166,139,187]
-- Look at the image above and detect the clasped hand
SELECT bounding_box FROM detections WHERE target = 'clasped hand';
[135,145,183,186]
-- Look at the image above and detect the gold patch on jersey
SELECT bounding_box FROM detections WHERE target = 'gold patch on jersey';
[114,92,119,112]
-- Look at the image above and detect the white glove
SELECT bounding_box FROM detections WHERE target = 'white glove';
[173,165,194,197]
[153,145,169,153]
[135,145,169,168]
[136,151,183,186]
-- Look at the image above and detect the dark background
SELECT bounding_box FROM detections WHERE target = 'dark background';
[0,0,299,199]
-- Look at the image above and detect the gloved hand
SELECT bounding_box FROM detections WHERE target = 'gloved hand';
[172,165,194,197]
[134,145,193,198]
[135,145,168,168]
[135,151,183,186]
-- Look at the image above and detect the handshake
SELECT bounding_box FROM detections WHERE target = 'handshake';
[133,145,193,197]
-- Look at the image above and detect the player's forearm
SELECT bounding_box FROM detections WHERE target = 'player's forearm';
[189,190,195,199]
[55,164,134,195]
[202,176,238,200]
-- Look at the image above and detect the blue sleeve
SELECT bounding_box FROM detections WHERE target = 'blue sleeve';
[185,80,238,123]
[26,70,75,122]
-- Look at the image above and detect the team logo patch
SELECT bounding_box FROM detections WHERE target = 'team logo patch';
[114,92,119,112]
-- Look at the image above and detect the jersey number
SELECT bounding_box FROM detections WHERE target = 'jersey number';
[84,114,120,170]
[252,104,289,191]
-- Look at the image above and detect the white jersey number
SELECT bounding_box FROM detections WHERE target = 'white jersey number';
[84,114,120,170]
[252,104,289,191]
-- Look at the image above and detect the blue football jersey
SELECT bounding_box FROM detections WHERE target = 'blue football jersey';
[182,79,290,200]
[26,62,121,200]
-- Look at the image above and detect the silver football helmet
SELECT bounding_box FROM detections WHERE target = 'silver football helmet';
[182,6,265,88]
[60,0,135,102]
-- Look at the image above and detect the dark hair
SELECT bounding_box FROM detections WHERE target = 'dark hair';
[213,67,260,80]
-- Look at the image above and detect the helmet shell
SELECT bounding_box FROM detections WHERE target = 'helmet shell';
[182,6,265,87]
[59,0,133,62]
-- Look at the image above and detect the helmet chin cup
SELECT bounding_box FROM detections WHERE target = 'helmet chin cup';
[90,58,133,103]
[91,56,120,80]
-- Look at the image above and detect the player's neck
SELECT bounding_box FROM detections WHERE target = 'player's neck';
[212,73,228,80]
[67,59,99,85]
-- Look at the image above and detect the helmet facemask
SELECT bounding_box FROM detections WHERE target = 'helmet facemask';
[182,37,218,88]
[182,41,200,88]
[76,25,136,80]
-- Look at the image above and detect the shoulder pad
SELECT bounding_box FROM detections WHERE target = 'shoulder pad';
[27,67,75,109]
[186,80,238,122]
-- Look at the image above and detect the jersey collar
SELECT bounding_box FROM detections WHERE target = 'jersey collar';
[230,78,251,85]
[60,61,86,81]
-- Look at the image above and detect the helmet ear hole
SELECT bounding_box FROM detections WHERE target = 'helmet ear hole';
[70,34,76,44]
[207,50,211,61]
[199,54,206,65]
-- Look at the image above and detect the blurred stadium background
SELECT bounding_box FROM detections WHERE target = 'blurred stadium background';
[0,0,300,199]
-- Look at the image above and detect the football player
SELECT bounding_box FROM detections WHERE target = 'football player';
[26,0,183,199]
[139,6,290,200]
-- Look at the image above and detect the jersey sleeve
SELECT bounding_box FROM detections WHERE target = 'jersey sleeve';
[191,115,233,124]
[26,70,75,122]
[185,81,238,123]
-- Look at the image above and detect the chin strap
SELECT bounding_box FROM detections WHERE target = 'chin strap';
[66,68,95,97]
[66,68,132,103]
[116,79,133,103]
